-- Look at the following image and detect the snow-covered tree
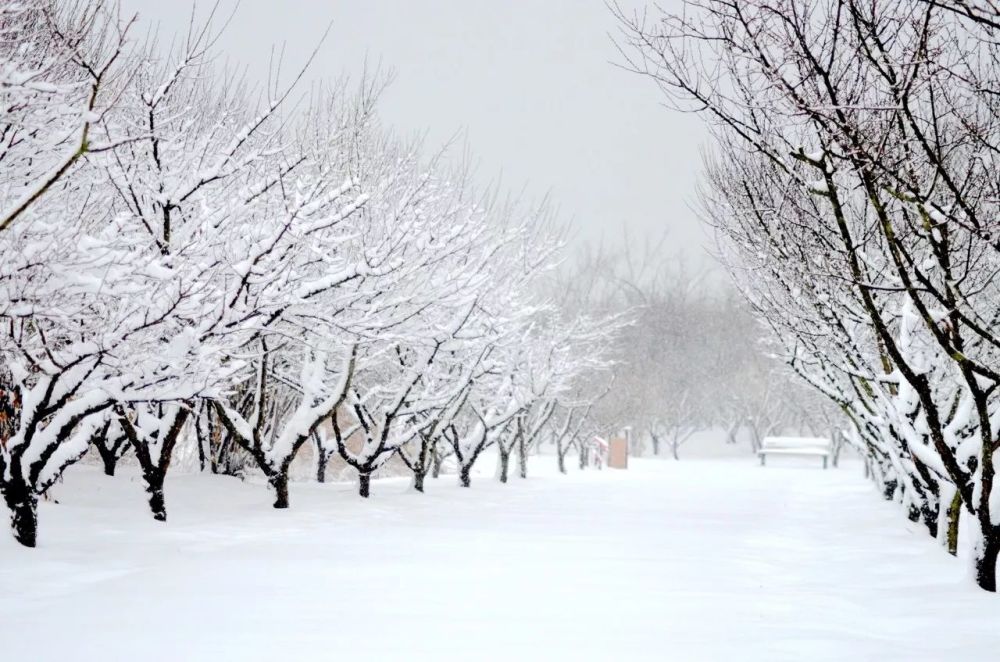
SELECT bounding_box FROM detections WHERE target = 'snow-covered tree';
[0,0,624,548]
[617,0,1000,591]
[0,0,134,233]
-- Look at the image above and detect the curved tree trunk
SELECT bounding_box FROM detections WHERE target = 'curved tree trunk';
[459,465,472,488]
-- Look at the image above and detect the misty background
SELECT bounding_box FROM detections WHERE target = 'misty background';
[118,0,709,264]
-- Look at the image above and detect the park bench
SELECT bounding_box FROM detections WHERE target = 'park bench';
[758,436,832,469]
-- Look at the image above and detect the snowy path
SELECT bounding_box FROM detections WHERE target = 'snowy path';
[1,458,996,660]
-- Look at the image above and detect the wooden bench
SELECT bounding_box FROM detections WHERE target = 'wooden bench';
[758,436,832,469]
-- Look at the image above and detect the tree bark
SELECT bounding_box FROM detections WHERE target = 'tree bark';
[271,471,289,509]
[906,499,939,539]
[2,476,37,548]
[946,490,962,557]
[412,470,425,493]
[974,528,1000,592]
[98,448,118,477]
[92,422,125,477]
[517,437,528,479]
[497,450,510,484]
[316,452,328,483]
[143,470,167,522]
[921,499,939,539]
[432,453,443,479]
[459,465,472,487]
[557,449,567,474]
[118,405,190,522]
[358,472,371,498]
[194,411,207,473]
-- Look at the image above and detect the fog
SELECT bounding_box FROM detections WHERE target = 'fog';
[117,0,709,261]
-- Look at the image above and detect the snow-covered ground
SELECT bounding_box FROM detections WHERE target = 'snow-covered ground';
[1,456,997,661]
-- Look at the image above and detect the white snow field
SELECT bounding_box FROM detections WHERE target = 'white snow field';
[1,457,997,661]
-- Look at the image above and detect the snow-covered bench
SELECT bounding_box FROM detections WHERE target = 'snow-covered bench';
[758,436,832,469]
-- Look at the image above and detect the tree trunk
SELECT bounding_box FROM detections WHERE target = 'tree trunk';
[882,479,898,501]
[143,470,167,522]
[905,496,939,539]
[670,441,680,461]
[208,411,220,474]
[578,444,588,470]
[517,438,528,479]
[459,465,472,488]
[358,472,371,498]
[974,527,1000,592]
[119,406,189,521]
[432,453,443,479]
[271,471,289,509]
[749,424,762,453]
[10,493,37,548]
[194,414,207,473]
[216,432,234,475]
[316,452,328,483]
[98,448,118,477]
[2,476,38,548]
[946,490,962,557]
[651,435,660,455]
[557,449,567,474]
[497,450,510,484]
[92,424,125,477]
[412,470,425,493]
[920,499,939,539]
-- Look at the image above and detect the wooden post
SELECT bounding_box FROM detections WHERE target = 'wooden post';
[608,437,628,469]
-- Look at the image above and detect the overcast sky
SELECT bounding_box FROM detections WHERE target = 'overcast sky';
[119,0,709,263]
